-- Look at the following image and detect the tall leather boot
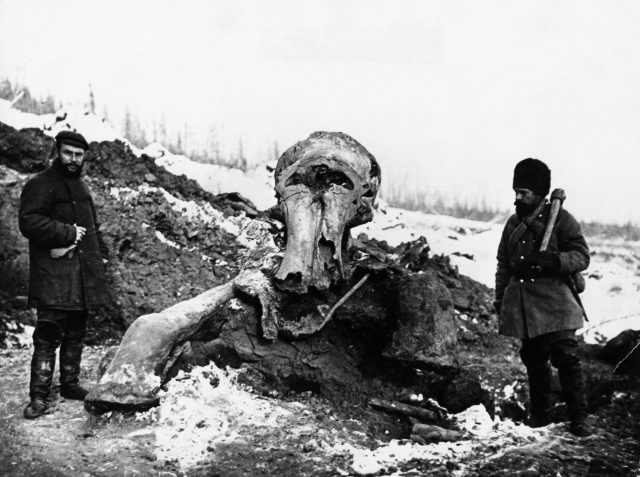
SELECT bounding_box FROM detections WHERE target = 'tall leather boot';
[558,363,591,437]
[526,363,552,427]
[59,311,88,401]
[551,337,591,437]
[24,321,61,419]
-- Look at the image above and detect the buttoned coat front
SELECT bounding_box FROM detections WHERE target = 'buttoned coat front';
[495,202,589,339]
[19,160,109,310]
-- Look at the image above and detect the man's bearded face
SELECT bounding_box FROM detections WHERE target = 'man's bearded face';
[513,188,540,217]
[58,143,86,177]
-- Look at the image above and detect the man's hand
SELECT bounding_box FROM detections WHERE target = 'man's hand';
[74,224,86,244]
[526,251,561,276]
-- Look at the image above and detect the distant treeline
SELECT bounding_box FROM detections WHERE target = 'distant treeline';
[381,183,508,223]
[382,183,640,240]
[1,79,637,236]
[580,221,640,241]
[120,110,254,172]
[0,79,57,115]
[0,79,257,171]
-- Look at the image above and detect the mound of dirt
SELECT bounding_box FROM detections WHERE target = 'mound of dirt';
[355,234,496,322]
[0,123,53,173]
[0,123,248,343]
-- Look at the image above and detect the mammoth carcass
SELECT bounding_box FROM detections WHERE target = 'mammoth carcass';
[85,131,456,412]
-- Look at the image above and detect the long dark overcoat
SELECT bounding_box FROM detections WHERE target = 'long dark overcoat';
[18,160,109,310]
[495,202,589,339]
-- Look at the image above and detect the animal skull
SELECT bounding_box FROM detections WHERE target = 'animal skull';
[272,131,381,294]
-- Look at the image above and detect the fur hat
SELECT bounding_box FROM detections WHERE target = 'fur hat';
[55,131,89,151]
[512,158,550,196]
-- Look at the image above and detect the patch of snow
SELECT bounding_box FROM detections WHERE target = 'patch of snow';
[154,148,276,211]
[2,324,34,349]
[227,298,244,310]
[154,230,180,249]
[342,439,475,475]
[139,363,294,468]
[0,98,121,144]
[340,404,554,475]
[0,164,27,185]
[455,404,495,436]
[357,206,503,287]
[108,185,277,254]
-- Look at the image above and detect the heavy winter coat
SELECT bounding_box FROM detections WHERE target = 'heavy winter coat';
[19,160,109,310]
[495,202,589,339]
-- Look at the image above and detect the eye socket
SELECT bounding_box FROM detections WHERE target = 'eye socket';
[324,171,353,190]
[362,189,375,198]
[284,166,354,190]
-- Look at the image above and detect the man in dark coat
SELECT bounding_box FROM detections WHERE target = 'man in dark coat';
[19,130,110,419]
[494,158,591,437]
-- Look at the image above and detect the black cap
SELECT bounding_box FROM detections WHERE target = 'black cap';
[513,158,551,196]
[55,131,89,150]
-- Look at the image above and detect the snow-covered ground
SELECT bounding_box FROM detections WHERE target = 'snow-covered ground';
[133,363,560,474]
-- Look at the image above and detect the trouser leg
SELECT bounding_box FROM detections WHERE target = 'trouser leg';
[59,310,88,389]
[550,337,588,424]
[520,336,552,423]
[29,310,64,400]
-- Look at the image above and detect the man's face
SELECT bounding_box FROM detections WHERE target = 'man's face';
[59,143,86,174]
[513,188,540,216]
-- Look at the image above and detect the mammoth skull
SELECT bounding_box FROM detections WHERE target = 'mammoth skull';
[272,131,381,294]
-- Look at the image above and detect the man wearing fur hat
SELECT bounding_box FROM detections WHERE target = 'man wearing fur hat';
[494,158,591,437]
[19,131,110,419]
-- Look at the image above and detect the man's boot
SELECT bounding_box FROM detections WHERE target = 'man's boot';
[526,363,552,427]
[59,312,88,401]
[24,353,56,419]
[24,318,62,419]
[551,337,591,437]
[558,363,591,437]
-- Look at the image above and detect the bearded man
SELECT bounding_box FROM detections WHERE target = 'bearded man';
[19,130,110,419]
[494,158,591,437]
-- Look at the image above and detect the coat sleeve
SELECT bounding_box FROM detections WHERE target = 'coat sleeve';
[555,210,590,274]
[19,178,76,248]
[90,196,110,260]
[494,223,512,304]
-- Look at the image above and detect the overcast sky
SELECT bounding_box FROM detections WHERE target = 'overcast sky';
[1,0,639,223]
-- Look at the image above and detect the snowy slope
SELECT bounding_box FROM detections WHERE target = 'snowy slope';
[1,99,638,343]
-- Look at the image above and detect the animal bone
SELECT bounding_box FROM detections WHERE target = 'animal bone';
[234,269,284,341]
[278,273,371,339]
[272,131,380,294]
[85,131,390,412]
[85,282,236,411]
